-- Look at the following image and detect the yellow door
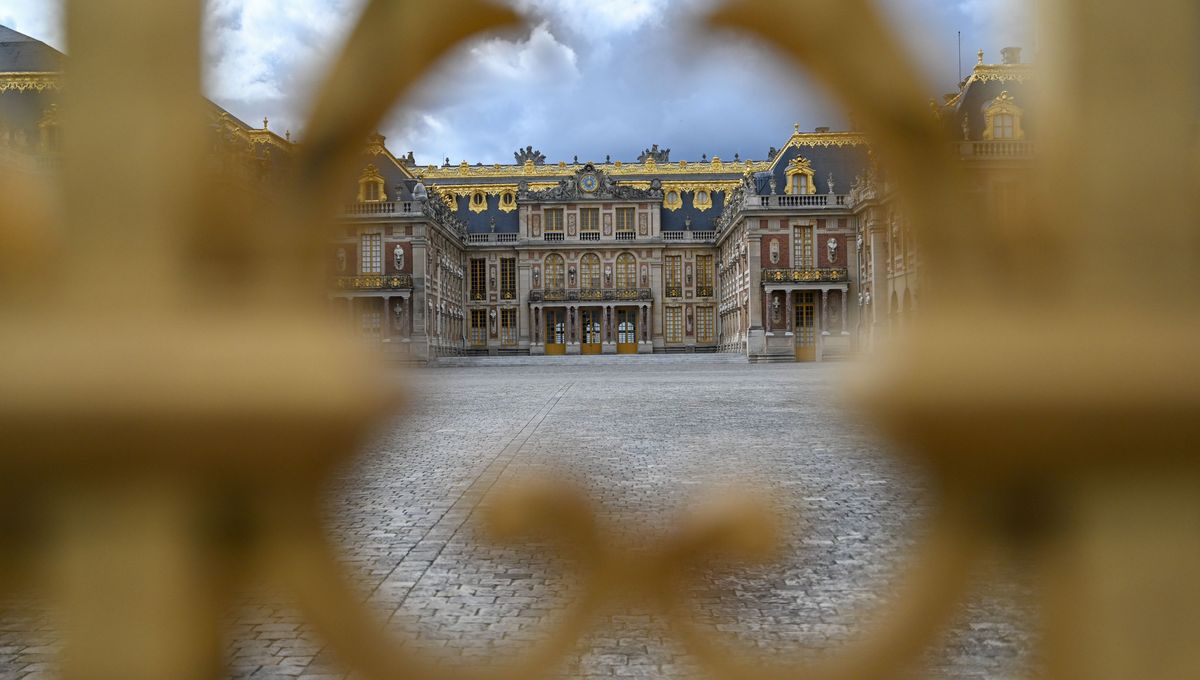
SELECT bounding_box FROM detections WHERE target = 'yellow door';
[581,309,602,355]
[545,310,566,355]
[616,308,638,354]
[795,292,816,361]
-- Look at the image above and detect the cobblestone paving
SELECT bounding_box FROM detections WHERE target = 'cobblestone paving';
[0,361,1035,679]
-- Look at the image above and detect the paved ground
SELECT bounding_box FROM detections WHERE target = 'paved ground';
[1,360,1034,679]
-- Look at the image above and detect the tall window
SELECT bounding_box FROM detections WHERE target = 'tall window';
[993,114,1015,139]
[665,307,683,343]
[544,208,564,232]
[469,309,487,346]
[580,253,601,289]
[790,174,808,195]
[544,254,565,289]
[500,258,516,299]
[616,207,635,233]
[666,255,682,296]
[793,225,814,269]
[360,304,382,337]
[580,208,599,233]
[615,253,636,288]
[696,306,715,343]
[470,258,486,300]
[696,255,714,294]
[359,233,382,274]
[500,308,516,345]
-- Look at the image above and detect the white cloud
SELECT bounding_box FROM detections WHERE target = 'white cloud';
[0,0,63,48]
[0,0,1030,166]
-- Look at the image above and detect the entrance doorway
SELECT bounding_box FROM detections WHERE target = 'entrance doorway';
[794,291,816,361]
[545,309,566,355]
[616,308,638,354]
[581,309,602,354]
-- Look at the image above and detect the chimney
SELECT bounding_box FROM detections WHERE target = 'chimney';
[815,126,831,133]
[1000,46,1022,65]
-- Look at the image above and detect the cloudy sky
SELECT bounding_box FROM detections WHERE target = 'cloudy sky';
[0,0,1030,165]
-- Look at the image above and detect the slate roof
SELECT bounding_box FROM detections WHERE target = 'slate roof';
[0,25,64,72]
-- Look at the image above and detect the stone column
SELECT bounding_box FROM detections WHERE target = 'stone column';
[786,289,794,333]
[518,262,532,344]
[382,296,391,341]
[840,287,849,335]
[821,288,830,335]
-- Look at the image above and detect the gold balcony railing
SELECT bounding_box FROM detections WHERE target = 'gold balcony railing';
[334,274,413,290]
[528,288,653,302]
[761,267,848,283]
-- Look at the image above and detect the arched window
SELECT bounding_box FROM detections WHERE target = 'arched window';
[785,156,816,195]
[544,253,565,289]
[580,253,601,289]
[357,164,387,202]
[983,91,1025,141]
[615,253,636,289]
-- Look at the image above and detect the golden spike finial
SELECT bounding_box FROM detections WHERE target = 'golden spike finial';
[793,122,800,133]
[262,116,269,130]
[285,130,291,142]
[977,48,984,65]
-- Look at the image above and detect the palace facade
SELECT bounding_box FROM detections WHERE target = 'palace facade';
[1,25,1033,363]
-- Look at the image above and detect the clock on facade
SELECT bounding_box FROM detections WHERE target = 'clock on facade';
[579,173,599,193]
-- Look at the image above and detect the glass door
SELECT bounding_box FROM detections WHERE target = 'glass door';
[581,309,601,354]
[616,308,638,354]
[545,309,566,355]
[795,291,816,361]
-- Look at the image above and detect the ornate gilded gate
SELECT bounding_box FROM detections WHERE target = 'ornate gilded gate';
[0,0,1197,679]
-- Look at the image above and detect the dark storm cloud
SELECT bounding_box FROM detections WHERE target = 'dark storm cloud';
[0,0,1031,164]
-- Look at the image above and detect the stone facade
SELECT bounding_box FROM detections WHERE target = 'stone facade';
[0,25,1033,364]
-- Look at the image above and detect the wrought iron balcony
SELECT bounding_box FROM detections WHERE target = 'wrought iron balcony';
[761,268,848,284]
[696,285,715,297]
[528,288,653,302]
[666,285,683,298]
[333,274,414,290]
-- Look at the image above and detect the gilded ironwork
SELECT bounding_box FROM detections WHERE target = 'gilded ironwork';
[0,71,61,92]
[334,274,413,291]
[3,0,1198,679]
[762,268,847,283]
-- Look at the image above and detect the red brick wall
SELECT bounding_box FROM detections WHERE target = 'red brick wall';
[385,241,411,274]
[332,245,356,275]
[761,234,789,268]
[819,235,848,268]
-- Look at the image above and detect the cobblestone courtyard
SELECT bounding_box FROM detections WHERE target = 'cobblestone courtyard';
[1,359,1033,679]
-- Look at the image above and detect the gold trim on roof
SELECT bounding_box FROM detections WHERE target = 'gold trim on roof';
[417,159,770,180]
[0,71,62,93]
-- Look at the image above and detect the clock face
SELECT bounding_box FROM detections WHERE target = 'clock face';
[579,173,599,193]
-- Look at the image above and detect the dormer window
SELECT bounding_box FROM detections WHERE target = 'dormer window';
[664,189,682,211]
[357,164,387,203]
[499,189,517,212]
[469,191,487,213]
[692,189,713,211]
[983,91,1025,141]
[784,156,816,195]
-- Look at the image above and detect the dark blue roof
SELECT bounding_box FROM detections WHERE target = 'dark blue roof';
[0,25,64,72]
[765,144,870,194]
